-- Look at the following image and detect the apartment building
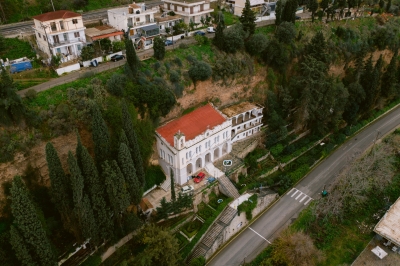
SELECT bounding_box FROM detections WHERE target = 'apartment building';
[33,10,86,62]
[162,0,213,24]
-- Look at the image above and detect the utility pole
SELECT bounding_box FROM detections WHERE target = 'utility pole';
[50,0,55,12]
[369,130,380,155]
[40,22,53,58]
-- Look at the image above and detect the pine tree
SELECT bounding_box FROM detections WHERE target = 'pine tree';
[381,51,398,99]
[170,168,176,202]
[153,36,166,60]
[10,176,56,266]
[156,197,171,221]
[121,100,145,188]
[282,0,298,24]
[79,145,113,242]
[304,31,328,64]
[118,143,142,205]
[75,129,84,170]
[68,151,99,243]
[45,142,72,227]
[91,104,110,167]
[239,0,257,35]
[0,66,25,125]
[213,12,225,50]
[125,31,140,79]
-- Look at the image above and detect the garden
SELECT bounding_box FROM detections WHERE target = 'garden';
[174,232,190,251]
[181,218,204,239]
[208,191,229,210]
[196,202,215,220]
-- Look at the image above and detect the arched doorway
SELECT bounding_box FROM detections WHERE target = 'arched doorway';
[232,117,237,126]
[195,157,203,170]
[205,153,212,163]
[231,129,235,138]
[237,114,243,124]
[187,163,193,176]
[244,112,250,121]
[214,148,220,160]
[222,143,228,154]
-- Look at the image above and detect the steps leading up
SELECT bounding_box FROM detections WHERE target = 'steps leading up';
[160,177,171,192]
[218,175,240,199]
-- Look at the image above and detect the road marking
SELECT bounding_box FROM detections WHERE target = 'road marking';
[299,195,308,203]
[291,190,299,197]
[248,227,271,244]
[287,188,295,195]
[304,198,312,205]
[295,193,303,200]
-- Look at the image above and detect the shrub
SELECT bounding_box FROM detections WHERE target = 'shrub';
[153,61,161,70]
[181,218,203,238]
[173,83,184,98]
[145,165,166,191]
[179,43,189,49]
[237,194,257,220]
[169,70,180,83]
[188,60,212,83]
[153,36,166,60]
[270,143,284,157]
[173,57,183,67]
[222,23,245,53]
[275,22,297,44]
[106,73,127,96]
[25,89,37,100]
[246,33,268,56]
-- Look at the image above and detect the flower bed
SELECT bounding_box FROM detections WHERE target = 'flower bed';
[181,218,203,239]
[196,202,215,220]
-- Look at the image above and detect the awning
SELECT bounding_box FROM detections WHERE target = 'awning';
[140,24,159,32]
[371,246,388,259]
[91,31,124,41]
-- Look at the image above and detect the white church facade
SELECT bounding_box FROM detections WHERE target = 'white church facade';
[156,102,263,185]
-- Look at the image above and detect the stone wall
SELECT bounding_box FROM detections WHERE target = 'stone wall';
[204,192,278,259]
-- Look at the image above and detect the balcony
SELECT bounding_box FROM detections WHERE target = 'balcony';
[49,38,84,48]
[232,113,262,127]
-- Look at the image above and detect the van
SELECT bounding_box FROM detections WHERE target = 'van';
[10,61,32,74]
[207,27,215,33]
[181,185,194,194]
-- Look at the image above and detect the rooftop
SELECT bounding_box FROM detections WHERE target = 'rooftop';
[33,10,81,22]
[85,25,123,40]
[139,198,154,212]
[374,197,400,246]
[164,0,206,4]
[220,102,261,118]
[156,104,226,147]
[154,13,182,23]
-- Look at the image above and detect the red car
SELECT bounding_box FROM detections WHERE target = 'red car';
[193,172,206,183]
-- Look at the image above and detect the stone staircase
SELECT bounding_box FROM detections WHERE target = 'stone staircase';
[160,177,171,192]
[187,206,237,264]
[218,175,240,199]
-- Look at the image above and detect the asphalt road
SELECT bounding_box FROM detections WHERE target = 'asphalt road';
[0,1,163,37]
[208,106,400,266]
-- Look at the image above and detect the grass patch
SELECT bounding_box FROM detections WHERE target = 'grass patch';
[255,25,275,36]
[208,192,228,210]
[196,202,215,220]
[181,218,203,238]
[223,11,239,25]
[1,38,36,60]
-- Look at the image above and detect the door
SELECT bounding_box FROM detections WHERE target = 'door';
[52,35,60,44]
[63,33,68,41]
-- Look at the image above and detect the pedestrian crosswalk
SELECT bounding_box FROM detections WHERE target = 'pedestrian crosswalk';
[287,188,313,205]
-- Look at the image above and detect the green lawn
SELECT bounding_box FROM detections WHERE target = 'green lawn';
[1,38,36,60]
[181,218,203,238]
[223,11,239,25]
[196,202,215,220]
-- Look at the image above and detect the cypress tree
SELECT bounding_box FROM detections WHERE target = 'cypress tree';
[9,225,36,266]
[118,143,142,205]
[119,129,129,148]
[10,176,56,266]
[79,145,113,241]
[213,12,225,50]
[240,0,257,35]
[121,100,145,188]
[304,31,328,64]
[125,31,140,79]
[170,168,176,202]
[45,142,72,227]
[381,51,398,99]
[275,0,283,25]
[75,129,84,170]
[91,104,110,167]
[68,152,99,243]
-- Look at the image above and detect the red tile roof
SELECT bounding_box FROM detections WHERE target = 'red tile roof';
[157,104,226,147]
[33,10,81,22]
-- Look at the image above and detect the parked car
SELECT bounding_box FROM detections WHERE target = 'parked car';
[193,172,206,183]
[194,31,205,36]
[181,185,194,194]
[295,16,301,20]
[10,61,32,74]
[165,40,174,46]
[111,55,125,62]
[207,177,216,184]
[207,27,215,33]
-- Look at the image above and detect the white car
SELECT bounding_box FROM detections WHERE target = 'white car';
[207,27,216,33]
[181,185,194,194]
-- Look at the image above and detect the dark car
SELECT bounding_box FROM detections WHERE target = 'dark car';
[194,31,205,36]
[295,16,301,20]
[111,55,125,62]
[193,172,206,183]
[165,40,174,46]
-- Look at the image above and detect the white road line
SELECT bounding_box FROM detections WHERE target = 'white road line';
[291,190,299,197]
[304,198,312,205]
[299,195,308,203]
[295,193,303,200]
[248,227,271,244]
[287,188,295,195]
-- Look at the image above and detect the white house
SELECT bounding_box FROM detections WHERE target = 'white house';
[162,0,213,24]
[33,10,86,62]
[156,102,263,185]
[108,3,160,49]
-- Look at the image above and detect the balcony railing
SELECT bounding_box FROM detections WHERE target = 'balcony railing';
[49,38,84,48]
